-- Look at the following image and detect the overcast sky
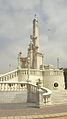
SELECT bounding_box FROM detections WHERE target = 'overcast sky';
[0,0,67,73]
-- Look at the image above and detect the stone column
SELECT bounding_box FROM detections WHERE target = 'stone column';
[5,84,7,91]
[27,84,31,103]
[36,79,44,108]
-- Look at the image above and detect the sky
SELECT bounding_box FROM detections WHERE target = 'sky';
[0,0,67,73]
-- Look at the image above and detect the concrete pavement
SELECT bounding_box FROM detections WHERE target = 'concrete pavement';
[0,103,67,118]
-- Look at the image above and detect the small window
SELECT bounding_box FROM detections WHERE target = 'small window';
[54,83,58,87]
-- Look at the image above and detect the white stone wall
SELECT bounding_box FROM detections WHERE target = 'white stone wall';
[18,69,28,82]
[17,69,65,90]
[43,70,65,90]
[0,91,27,103]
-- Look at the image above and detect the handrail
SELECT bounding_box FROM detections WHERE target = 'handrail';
[0,69,18,78]
[41,87,52,96]
[0,69,18,82]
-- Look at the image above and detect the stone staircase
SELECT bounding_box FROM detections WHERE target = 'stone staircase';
[51,90,67,105]
[0,69,18,82]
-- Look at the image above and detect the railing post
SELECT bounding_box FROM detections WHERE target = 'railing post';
[36,79,44,108]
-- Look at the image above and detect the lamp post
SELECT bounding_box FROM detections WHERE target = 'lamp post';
[57,57,59,69]
[17,52,22,69]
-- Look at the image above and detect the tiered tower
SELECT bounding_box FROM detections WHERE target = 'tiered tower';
[28,15,43,69]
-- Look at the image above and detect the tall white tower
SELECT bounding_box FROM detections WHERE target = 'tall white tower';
[29,15,43,69]
[32,14,39,51]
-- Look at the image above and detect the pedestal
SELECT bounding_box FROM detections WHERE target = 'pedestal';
[36,88,44,108]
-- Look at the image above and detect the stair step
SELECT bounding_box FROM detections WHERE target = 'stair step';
[51,90,67,104]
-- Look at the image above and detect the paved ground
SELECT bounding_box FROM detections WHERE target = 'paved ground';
[0,103,67,117]
[44,116,67,119]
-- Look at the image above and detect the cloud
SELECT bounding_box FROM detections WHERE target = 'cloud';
[40,0,67,68]
[7,0,40,10]
[0,0,40,11]
[0,0,41,73]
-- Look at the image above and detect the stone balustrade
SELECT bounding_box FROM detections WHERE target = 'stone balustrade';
[0,68,63,83]
[0,82,37,92]
[18,69,42,76]
[41,87,52,104]
[0,69,18,82]
[30,69,42,76]
[20,69,63,76]
[21,69,28,75]
[0,81,52,106]
[43,70,63,76]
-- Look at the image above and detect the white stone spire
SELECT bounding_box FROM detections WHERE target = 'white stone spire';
[33,14,39,51]
[33,14,38,37]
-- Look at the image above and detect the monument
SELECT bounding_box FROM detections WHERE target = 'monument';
[0,15,66,106]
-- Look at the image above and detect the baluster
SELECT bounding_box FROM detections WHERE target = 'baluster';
[0,84,1,90]
[6,83,7,91]
[1,84,3,91]
[1,84,2,91]
[14,83,16,91]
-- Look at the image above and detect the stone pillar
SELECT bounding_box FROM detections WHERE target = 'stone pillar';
[36,79,44,108]
[36,88,44,108]
[27,84,31,103]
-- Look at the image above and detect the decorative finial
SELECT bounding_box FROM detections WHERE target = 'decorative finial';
[34,14,38,21]
[35,14,36,18]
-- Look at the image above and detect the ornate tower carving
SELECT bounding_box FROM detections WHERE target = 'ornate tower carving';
[29,15,43,69]
[28,39,33,68]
